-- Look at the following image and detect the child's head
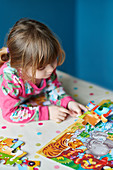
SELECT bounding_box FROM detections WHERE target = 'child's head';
[6,18,65,83]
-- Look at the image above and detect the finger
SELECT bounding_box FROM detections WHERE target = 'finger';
[59,107,71,114]
[73,106,82,115]
[56,112,68,122]
[70,111,78,117]
[78,103,88,112]
[72,111,81,117]
[58,115,67,121]
[59,112,67,118]
[56,118,62,123]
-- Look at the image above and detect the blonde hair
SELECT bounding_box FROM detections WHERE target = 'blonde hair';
[6,18,65,83]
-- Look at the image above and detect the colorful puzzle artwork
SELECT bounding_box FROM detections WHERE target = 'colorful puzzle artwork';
[0,137,27,166]
[17,158,41,170]
[37,100,113,170]
[0,137,41,169]
[24,92,51,107]
[80,99,113,126]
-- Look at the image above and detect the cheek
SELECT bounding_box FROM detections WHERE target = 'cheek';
[36,70,45,78]
[27,69,32,77]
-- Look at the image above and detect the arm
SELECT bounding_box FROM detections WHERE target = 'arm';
[45,70,87,120]
[44,69,75,108]
[0,69,49,123]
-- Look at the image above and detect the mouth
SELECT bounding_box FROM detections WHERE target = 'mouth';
[47,73,52,76]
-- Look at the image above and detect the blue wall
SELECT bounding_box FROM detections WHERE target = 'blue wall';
[1,0,113,90]
[75,0,113,90]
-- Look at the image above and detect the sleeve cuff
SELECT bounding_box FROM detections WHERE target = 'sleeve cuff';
[39,106,49,120]
[61,96,75,109]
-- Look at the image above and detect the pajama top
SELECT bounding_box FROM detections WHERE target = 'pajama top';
[0,61,74,123]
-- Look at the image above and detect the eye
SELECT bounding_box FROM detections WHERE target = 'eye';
[38,67,46,70]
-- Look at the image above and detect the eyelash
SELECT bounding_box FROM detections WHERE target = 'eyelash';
[39,67,45,70]
[38,61,57,71]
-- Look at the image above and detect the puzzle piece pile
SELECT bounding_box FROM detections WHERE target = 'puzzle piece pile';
[80,99,113,126]
[0,137,40,169]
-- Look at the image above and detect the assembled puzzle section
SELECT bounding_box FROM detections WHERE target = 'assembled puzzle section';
[37,99,113,170]
[80,99,113,126]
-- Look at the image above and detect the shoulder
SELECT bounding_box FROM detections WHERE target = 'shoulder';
[2,61,18,74]
[0,61,22,88]
[0,62,23,96]
[1,61,19,79]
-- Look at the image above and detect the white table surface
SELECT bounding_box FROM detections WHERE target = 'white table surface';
[0,70,113,170]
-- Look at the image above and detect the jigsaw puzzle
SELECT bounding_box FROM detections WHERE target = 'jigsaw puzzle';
[37,100,113,170]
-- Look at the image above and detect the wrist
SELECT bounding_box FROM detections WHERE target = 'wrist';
[61,96,75,109]
[48,105,54,120]
[68,101,75,110]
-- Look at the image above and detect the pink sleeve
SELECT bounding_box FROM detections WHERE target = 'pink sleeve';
[39,106,49,120]
[1,94,49,123]
[0,69,49,123]
[60,96,75,109]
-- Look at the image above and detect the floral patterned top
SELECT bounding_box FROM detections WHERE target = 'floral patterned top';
[0,61,74,123]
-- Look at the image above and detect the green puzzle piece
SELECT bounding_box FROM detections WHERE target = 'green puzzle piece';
[0,152,22,165]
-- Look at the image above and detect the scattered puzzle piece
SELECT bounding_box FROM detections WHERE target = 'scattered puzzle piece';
[0,137,24,149]
[18,157,41,170]
[23,158,40,167]
[0,138,27,165]
[0,137,41,169]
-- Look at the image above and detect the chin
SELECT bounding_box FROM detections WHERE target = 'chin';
[45,76,50,79]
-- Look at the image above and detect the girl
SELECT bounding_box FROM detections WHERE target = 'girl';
[0,18,87,123]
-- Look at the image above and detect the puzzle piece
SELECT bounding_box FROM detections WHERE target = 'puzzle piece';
[0,152,23,165]
[0,137,41,168]
[0,137,25,150]
[0,138,27,166]
[0,148,27,165]
[17,158,41,170]
[22,158,40,167]
[80,100,113,126]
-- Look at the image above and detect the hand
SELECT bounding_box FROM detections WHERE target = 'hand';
[48,105,71,122]
[68,101,88,117]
